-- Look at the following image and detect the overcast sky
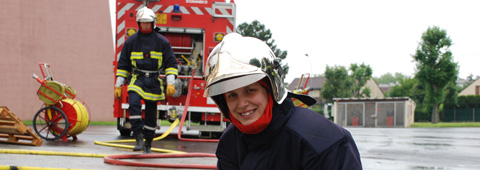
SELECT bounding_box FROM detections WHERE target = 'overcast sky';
[110,0,480,83]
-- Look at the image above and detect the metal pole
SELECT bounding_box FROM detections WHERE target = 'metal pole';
[344,103,348,126]
[375,102,378,127]
[363,102,365,127]
[394,103,396,127]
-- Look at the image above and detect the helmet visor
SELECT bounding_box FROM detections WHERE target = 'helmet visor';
[207,74,266,97]
[204,34,275,96]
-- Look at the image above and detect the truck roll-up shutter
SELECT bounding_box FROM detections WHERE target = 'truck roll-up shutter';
[163,33,193,55]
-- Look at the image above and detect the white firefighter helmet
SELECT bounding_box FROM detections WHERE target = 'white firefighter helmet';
[204,33,287,105]
[136,7,156,23]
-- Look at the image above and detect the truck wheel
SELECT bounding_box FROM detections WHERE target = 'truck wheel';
[119,129,131,136]
[117,118,131,136]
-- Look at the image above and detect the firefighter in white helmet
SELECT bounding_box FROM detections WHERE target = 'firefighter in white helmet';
[204,33,362,169]
[115,7,178,154]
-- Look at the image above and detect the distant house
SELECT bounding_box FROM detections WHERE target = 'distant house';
[287,76,384,105]
[378,82,398,96]
[288,77,326,106]
[363,78,385,98]
[459,78,480,96]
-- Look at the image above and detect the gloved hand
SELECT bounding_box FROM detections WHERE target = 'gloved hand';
[114,87,122,99]
[166,84,175,96]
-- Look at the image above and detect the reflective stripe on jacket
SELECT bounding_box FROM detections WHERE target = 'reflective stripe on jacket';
[116,31,178,101]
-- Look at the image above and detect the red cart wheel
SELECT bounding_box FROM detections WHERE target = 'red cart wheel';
[33,106,69,141]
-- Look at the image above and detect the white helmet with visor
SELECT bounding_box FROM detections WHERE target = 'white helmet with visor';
[204,33,316,118]
[204,33,287,103]
[136,7,156,23]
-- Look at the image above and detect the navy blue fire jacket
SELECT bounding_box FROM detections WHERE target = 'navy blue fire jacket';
[116,31,178,101]
[216,99,362,170]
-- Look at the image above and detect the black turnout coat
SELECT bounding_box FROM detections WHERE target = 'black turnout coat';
[216,99,363,170]
[116,31,178,101]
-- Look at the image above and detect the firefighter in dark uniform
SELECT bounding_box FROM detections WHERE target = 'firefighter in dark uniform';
[203,33,362,169]
[114,7,178,154]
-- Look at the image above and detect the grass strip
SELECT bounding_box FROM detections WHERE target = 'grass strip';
[412,122,480,128]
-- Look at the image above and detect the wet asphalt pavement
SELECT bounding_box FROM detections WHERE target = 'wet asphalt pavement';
[0,126,479,170]
[0,125,218,170]
[349,127,480,170]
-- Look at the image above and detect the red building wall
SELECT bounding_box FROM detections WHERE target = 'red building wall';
[0,0,115,121]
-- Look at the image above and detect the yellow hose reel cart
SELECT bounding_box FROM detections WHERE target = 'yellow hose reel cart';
[32,62,90,141]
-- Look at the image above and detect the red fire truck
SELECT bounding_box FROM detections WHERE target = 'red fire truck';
[113,0,235,139]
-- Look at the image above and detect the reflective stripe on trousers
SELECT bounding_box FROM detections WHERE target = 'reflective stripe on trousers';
[128,92,158,139]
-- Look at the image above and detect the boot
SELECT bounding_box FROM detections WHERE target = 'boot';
[133,133,144,151]
[144,138,153,154]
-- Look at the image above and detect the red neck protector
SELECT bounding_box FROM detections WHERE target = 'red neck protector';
[228,82,273,134]
[140,27,152,34]
[139,22,153,34]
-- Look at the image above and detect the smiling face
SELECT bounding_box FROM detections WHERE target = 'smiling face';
[225,81,269,125]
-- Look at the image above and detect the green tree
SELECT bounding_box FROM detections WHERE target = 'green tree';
[390,77,427,105]
[350,63,373,97]
[321,65,353,103]
[374,73,395,84]
[413,26,458,123]
[390,77,418,98]
[321,64,373,102]
[389,77,432,121]
[236,20,289,75]
[389,77,427,104]
[375,72,409,84]
[441,80,460,112]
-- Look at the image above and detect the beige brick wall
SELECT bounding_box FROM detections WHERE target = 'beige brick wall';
[0,0,115,121]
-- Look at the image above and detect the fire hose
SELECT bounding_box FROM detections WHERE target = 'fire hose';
[177,70,220,143]
[0,118,216,169]
[94,118,217,169]
[92,70,220,168]
[94,118,186,154]
[0,165,89,170]
[104,152,216,169]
